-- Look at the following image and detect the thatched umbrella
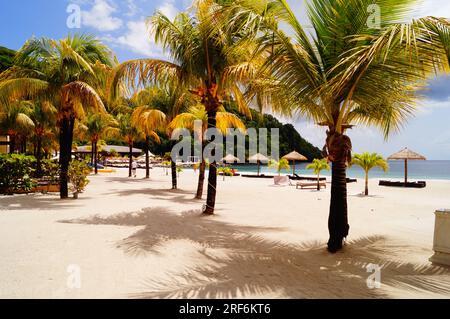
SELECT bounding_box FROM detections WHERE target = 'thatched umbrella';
[221,154,240,164]
[249,153,269,176]
[283,151,308,176]
[388,148,426,184]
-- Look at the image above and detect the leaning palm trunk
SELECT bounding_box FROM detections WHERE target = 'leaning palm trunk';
[171,159,177,189]
[326,132,352,253]
[196,158,206,199]
[59,115,75,199]
[204,109,218,215]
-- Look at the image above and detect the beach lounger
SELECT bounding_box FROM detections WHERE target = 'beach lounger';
[296,181,327,189]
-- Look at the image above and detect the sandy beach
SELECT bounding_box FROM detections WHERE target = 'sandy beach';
[1,167,450,299]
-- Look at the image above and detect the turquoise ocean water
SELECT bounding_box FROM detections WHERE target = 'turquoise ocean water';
[229,160,450,181]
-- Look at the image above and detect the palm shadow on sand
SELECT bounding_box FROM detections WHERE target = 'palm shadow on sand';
[61,208,450,299]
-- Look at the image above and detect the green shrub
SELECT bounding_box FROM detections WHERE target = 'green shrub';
[68,160,91,198]
[40,160,60,184]
[0,154,36,193]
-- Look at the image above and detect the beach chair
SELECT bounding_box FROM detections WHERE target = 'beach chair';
[296,181,327,189]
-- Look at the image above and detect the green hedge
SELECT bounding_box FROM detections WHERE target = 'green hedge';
[0,154,36,194]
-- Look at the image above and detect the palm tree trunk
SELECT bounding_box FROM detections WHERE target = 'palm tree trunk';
[171,159,177,189]
[317,173,321,191]
[365,171,369,196]
[204,109,217,215]
[145,136,150,179]
[196,158,206,199]
[128,143,133,177]
[328,160,350,253]
[9,135,15,154]
[59,116,75,199]
[94,141,98,175]
[36,136,43,178]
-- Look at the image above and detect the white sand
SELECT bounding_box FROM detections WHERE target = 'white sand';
[1,167,450,299]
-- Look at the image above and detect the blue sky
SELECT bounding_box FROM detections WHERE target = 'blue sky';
[1,0,450,159]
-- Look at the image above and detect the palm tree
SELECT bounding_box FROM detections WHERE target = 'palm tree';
[111,0,259,213]
[226,0,450,252]
[131,89,167,179]
[28,100,57,176]
[76,113,118,175]
[307,159,331,191]
[169,104,246,199]
[268,158,290,176]
[352,153,389,196]
[0,101,34,154]
[116,113,149,178]
[0,34,115,198]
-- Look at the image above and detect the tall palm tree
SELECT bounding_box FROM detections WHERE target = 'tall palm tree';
[352,152,389,196]
[0,34,115,198]
[0,101,34,154]
[307,159,331,191]
[226,0,450,252]
[111,0,259,213]
[169,104,246,199]
[76,113,118,175]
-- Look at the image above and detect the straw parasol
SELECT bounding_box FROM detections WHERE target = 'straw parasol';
[388,148,426,184]
[283,151,308,176]
[221,154,240,164]
[249,153,269,176]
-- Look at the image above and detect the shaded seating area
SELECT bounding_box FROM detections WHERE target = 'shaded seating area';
[380,148,427,189]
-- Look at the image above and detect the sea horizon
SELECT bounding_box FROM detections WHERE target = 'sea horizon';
[226,160,450,181]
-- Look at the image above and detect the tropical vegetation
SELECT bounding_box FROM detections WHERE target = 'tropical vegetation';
[352,152,389,196]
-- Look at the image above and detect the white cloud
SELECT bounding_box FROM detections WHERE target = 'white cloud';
[415,0,450,18]
[158,0,180,21]
[107,19,164,58]
[82,0,123,32]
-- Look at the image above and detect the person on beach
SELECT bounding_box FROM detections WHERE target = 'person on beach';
[132,160,138,178]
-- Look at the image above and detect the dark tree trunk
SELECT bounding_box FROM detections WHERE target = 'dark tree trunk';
[36,137,43,178]
[145,136,150,179]
[317,174,321,191]
[9,135,15,154]
[327,160,350,253]
[171,159,177,189]
[196,158,206,199]
[128,143,133,177]
[59,116,75,199]
[94,141,98,175]
[22,137,27,154]
[204,110,217,215]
